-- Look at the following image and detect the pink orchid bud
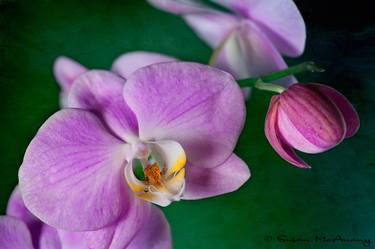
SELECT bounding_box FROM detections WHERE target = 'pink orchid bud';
[265,83,360,168]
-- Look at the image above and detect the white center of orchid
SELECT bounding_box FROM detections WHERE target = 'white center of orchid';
[124,140,186,207]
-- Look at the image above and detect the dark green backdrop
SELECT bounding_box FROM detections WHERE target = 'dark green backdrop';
[1,1,374,248]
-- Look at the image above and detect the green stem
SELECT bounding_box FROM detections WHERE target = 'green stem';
[254,80,286,94]
[237,61,325,88]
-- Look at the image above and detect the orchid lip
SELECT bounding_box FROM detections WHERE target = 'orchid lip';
[125,140,187,206]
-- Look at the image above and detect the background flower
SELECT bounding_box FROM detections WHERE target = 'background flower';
[147,0,305,86]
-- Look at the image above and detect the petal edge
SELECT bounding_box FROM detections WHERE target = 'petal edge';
[265,96,310,168]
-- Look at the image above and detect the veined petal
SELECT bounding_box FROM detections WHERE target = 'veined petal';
[6,186,42,248]
[147,0,211,14]
[6,186,39,230]
[39,225,61,249]
[123,62,245,168]
[0,216,34,249]
[127,206,171,249]
[264,96,310,168]
[277,108,328,153]
[53,56,87,107]
[215,21,295,86]
[68,70,139,143]
[19,109,131,231]
[279,84,346,153]
[111,51,178,79]
[183,153,250,199]
[308,83,360,138]
[212,0,306,56]
[58,198,150,249]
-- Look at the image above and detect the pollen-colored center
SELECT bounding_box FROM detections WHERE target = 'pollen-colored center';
[125,140,187,206]
[144,163,162,186]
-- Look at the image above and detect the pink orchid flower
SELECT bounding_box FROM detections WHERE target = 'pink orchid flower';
[0,186,170,249]
[265,83,360,168]
[147,0,306,86]
[18,58,250,242]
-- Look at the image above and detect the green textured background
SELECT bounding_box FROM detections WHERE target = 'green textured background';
[1,1,374,248]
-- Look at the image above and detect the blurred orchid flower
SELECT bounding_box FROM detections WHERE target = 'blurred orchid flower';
[19,62,250,233]
[54,51,178,106]
[0,186,170,249]
[147,0,306,86]
[265,83,360,168]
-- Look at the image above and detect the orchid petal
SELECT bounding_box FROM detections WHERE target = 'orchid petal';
[111,51,178,79]
[53,56,87,107]
[39,225,61,249]
[147,0,210,14]
[308,83,360,138]
[6,186,43,247]
[215,21,295,86]
[123,62,245,168]
[0,216,34,249]
[183,11,239,48]
[68,70,139,142]
[183,153,250,199]
[264,96,310,168]
[19,109,131,231]
[212,0,306,56]
[127,206,171,249]
[150,140,186,176]
[53,56,87,91]
[150,140,186,199]
[58,199,150,249]
[279,84,346,153]
[148,0,239,51]
[6,186,39,229]
[277,108,329,153]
